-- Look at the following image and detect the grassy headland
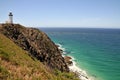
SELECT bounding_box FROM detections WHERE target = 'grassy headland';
[0,24,79,80]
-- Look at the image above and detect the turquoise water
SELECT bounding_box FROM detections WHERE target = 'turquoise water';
[40,28,120,80]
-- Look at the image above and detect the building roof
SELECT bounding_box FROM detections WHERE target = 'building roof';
[9,12,13,16]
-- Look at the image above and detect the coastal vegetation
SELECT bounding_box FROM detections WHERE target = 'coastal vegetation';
[0,24,79,80]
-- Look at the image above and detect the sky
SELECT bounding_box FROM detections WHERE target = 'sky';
[0,0,120,28]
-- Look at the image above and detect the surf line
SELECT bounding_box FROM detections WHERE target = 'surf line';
[56,43,94,80]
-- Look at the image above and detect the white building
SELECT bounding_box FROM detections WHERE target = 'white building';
[6,12,13,24]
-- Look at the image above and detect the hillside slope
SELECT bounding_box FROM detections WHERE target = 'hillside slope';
[0,24,68,72]
[0,33,79,80]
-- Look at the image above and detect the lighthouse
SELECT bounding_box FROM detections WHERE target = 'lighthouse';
[8,12,13,24]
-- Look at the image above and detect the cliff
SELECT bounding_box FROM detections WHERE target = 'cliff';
[0,33,79,80]
[0,24,69,72]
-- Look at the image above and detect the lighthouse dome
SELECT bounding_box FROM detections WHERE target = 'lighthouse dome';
[9,12,13,16]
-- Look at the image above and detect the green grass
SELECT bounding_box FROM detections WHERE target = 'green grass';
[0,49,10,61]
[0,33,79,80]
[0,65,10,80]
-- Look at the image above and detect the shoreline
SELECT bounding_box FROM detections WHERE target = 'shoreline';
[56,43,94,80]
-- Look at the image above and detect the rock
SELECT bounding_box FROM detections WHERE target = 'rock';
[56,44,59,47]
[64,56,73,66]
[64,56,72,60]
[0,24,69,72]
[59,49,63,53]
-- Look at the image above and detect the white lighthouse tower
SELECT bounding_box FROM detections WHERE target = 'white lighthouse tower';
[8,12,13,24]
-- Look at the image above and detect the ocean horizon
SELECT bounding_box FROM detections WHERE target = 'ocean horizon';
[39,27,120,80]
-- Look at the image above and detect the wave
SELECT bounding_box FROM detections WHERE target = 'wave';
[56,43,67,54]
[56,43,95,80]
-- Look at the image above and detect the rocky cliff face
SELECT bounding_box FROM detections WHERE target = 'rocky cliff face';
[0,24,69,72]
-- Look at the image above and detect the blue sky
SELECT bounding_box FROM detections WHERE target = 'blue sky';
[0,0,120,28]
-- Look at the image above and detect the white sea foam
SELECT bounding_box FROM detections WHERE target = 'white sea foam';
[57,43,65,51]
[68,57,94,80]
[56,43,94,80]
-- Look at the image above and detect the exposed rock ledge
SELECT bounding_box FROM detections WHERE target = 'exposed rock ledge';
[64,56,73,66]
[0,24,69,72]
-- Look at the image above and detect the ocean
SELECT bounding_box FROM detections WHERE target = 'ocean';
[39,28,120,80]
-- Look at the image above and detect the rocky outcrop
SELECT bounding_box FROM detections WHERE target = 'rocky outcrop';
[0,24,69,72]
[64,56,73,66]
